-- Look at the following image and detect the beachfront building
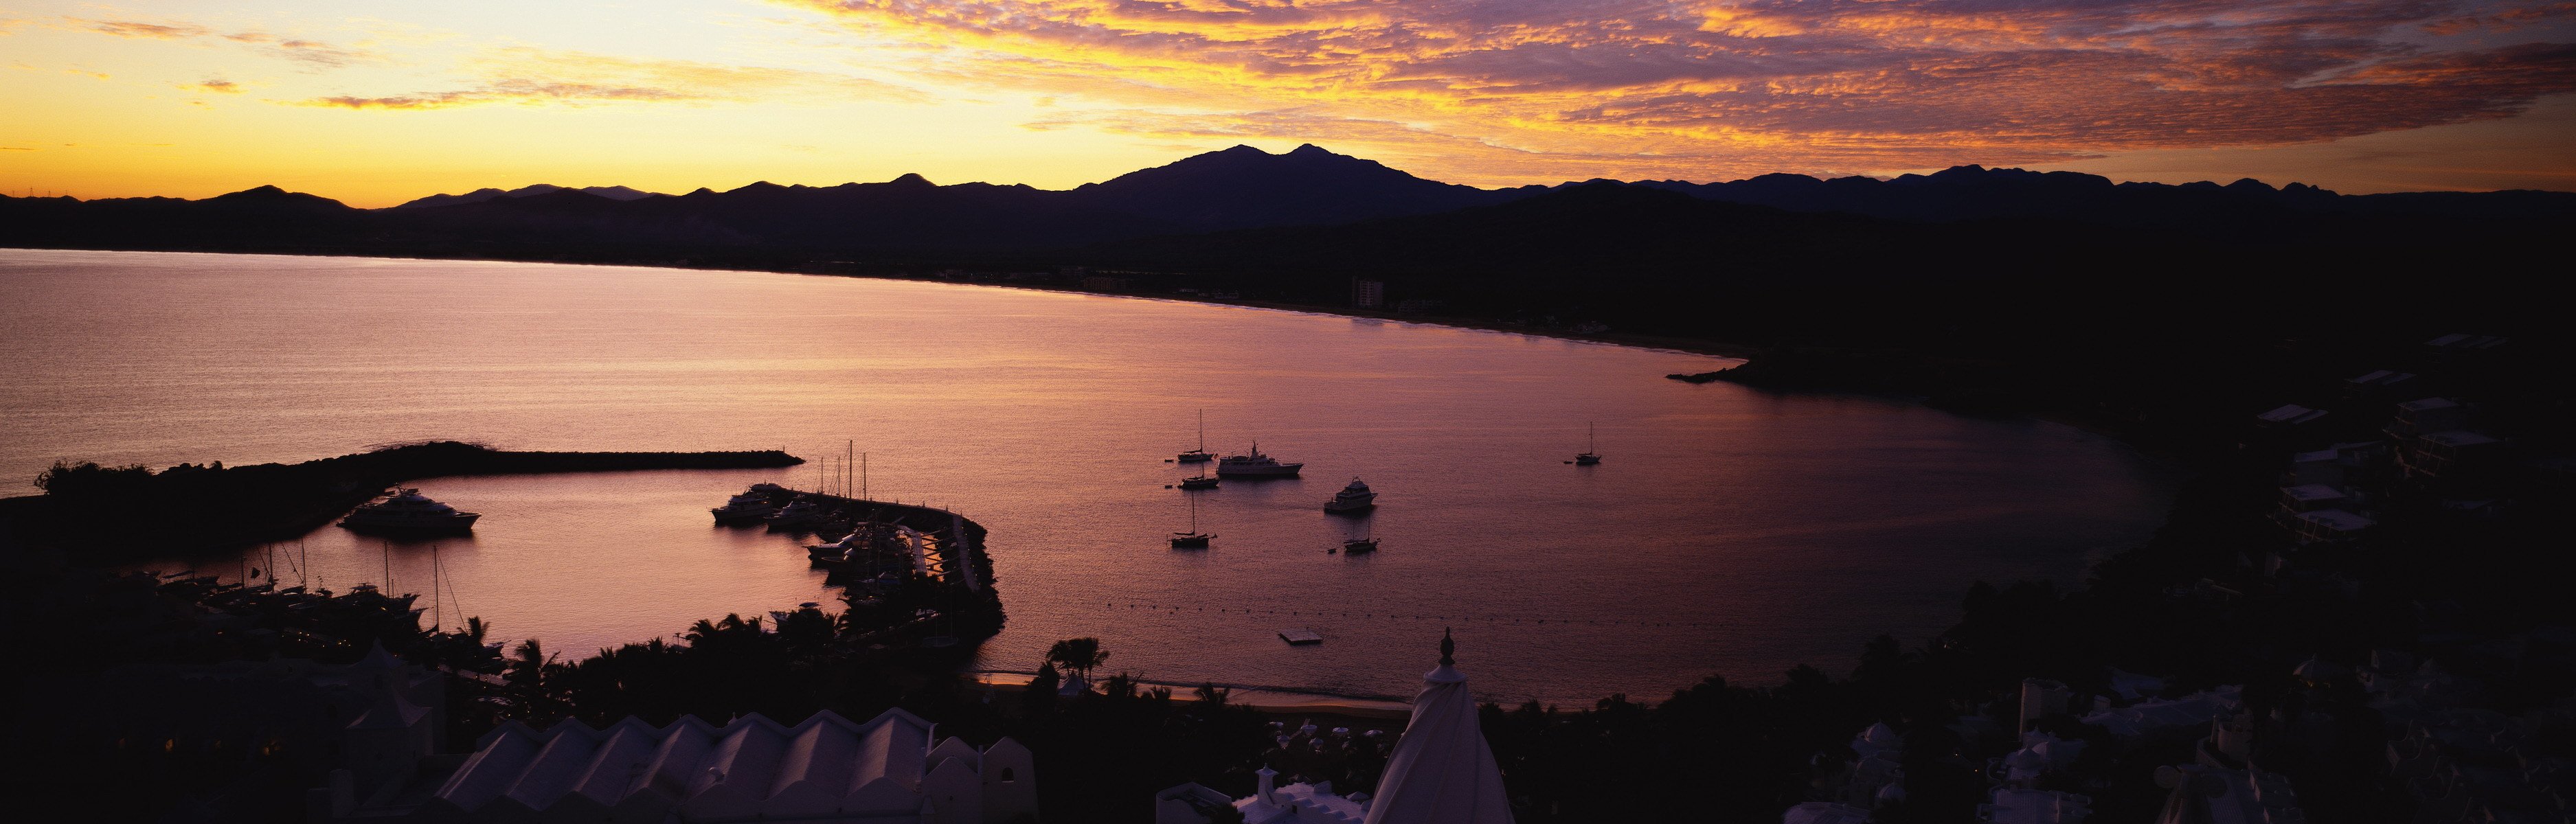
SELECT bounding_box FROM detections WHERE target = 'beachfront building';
[374,708,1037,823]
[1157,630,1515,824]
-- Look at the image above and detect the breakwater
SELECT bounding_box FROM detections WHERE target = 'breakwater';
[739,485,1005,646]
[0,441,802,558]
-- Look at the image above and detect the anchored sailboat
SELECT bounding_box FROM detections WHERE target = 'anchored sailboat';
[1177,410,1214,464]
[1342,518,1378,554]
[1171,491,1213,549]
[1574,422,1602,466]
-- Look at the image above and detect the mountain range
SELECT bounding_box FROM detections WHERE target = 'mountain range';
[10,142,2567,260]
[3,144,2567,355]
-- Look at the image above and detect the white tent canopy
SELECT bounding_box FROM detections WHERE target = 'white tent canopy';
[1363,630,1514,824]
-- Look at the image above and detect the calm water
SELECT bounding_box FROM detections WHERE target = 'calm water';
[0,249,2171,704]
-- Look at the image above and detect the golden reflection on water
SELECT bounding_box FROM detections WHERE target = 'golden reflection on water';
[0,249,2172,702]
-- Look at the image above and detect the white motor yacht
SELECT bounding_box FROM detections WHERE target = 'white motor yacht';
[1324,477,1377,514]
[1217,442,1303,478]
[340,488,479,533]
[710,492,779,524]
[767,499,828,530]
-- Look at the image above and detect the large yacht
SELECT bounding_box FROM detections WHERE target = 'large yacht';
[340,489,479,533]
[710,492,780,525]
[1323,477,1377,514]
[1216,442,1303,478]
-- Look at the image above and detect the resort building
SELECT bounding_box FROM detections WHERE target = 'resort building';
[1352,278,1386,309]
[1158,630,1515,824]
[357,708,1036,823]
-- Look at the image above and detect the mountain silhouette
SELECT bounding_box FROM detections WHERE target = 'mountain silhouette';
[397,184,665,209]
[1067,144,1539,231]
[3,145,2568,262]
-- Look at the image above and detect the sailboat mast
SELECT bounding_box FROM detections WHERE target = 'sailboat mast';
[1197,409,1206,451]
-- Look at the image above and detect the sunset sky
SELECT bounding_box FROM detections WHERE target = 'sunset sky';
[5,0,2573,207]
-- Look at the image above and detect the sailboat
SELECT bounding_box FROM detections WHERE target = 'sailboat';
[1179,464,1219,490]
[1177,410,1214,464]
[1342,519,1378,554]
[1170,492,1213,549]
[1574,422,1603,466]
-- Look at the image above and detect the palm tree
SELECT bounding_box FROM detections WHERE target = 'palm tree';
[508,638,550,688]
[1045,637,1109,683]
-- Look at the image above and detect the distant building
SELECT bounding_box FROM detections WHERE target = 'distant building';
[383,708,1037,823]
[1157,630,1511,824]
[1351,279,1384,309]
[1393,299,1443,315]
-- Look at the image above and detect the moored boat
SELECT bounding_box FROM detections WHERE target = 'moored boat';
[1324,477,1377,514]
[767,498,829,531]
[1171,491,1214,549]
[340,488,479,533]
[1217,442,1303,478]
[1177,409,1215,464]
[710,492,779,524]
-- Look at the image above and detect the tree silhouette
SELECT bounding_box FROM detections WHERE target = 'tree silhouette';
[1045,637,1109,683]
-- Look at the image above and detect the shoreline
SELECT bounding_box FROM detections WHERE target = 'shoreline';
[1,245,1763,362]
[0,441,803,558]
[965,670,1417,719]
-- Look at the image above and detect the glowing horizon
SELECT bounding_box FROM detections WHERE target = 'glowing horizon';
[5,0,2573,208]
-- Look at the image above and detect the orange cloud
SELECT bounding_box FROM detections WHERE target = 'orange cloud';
[181,79,242,93]
[299,49,927,110]
[778,0,2576,182]
[83,19,210,40]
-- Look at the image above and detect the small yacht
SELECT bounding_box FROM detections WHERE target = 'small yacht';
[1574,422,1603,466]
[1324,477,1377,514]
[1179,473,1219,490]
[340,489,479,533]
[1217,442,1303,478]
[710,492,779,524]
[1177,410,1214,464]
[1171,492,1214,549]
[767,498,828,530]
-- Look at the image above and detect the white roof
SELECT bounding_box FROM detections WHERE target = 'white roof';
[2255,404,2314,423]
[2422,430,2501,448]
[1364,633,1513,824]
[2296,510,2375,531]
[2082,686,2241,738]
[427,708,958,821]
[2281,484,2345,502]
[1783,802,1873,824]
